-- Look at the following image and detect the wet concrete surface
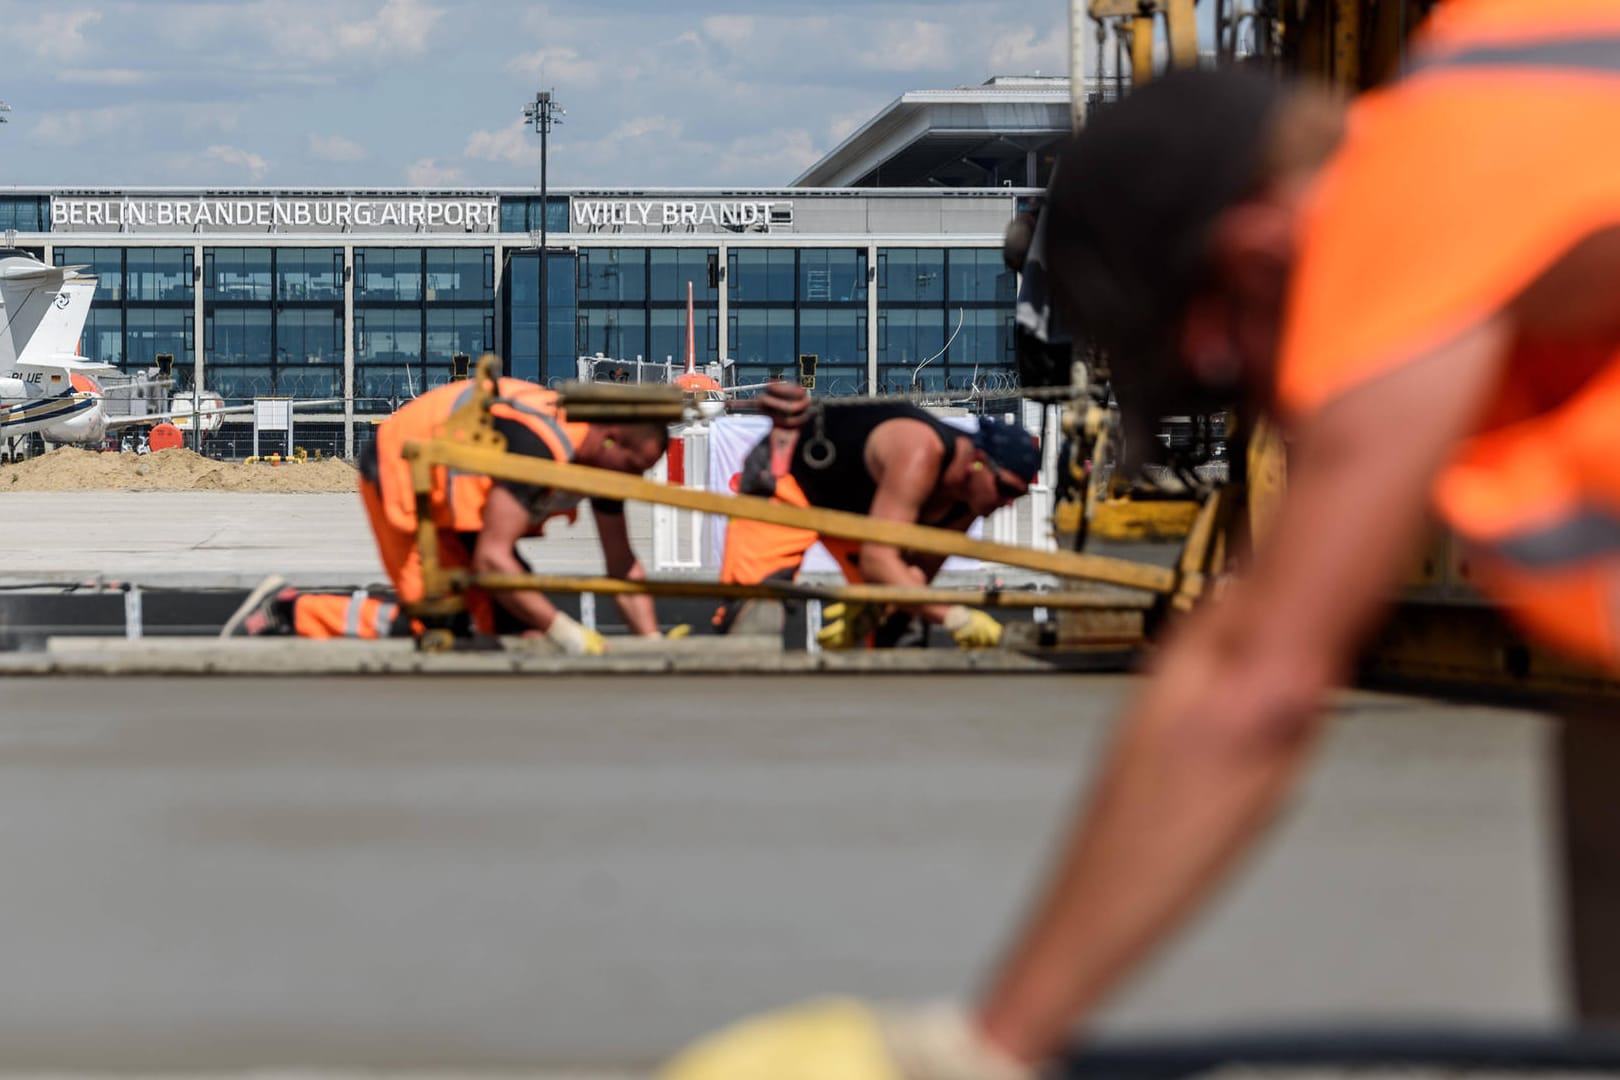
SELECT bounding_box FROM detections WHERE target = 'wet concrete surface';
[0,674,1564,1070]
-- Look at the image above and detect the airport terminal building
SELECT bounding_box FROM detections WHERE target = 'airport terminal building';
[0,76,1068,453]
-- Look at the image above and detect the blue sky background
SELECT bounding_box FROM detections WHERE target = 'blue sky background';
[0,0,1079,189]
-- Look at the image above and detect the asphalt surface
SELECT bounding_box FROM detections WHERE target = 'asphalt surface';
[0,674,1564,1071]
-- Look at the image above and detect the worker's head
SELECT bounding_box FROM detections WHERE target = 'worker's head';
[955,416,1038,518]
[1046,68,1344,445]
[579,421,670,474]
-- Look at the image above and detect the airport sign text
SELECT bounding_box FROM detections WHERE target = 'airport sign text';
[50,197,499,232]
[571,199,786,232]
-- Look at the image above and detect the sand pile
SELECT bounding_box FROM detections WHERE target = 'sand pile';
[1,447,359,493]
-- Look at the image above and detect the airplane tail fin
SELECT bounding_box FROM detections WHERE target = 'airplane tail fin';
[685,279,696,375]
[0,254,96,374]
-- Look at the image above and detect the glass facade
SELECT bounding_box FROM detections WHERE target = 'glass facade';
[494,244,1010,397]
[877,248,1014,394]
[0,196,50,232]
[502,247,719,386]
[355,247,494,404]
[46,240,1012,408]
[24,188,1021,456]
[498,196,570,235]
[729,248,866,392]
[54,247,194,379]
[202,248,343,399]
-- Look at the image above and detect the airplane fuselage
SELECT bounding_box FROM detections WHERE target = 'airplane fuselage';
[0,373,109,445]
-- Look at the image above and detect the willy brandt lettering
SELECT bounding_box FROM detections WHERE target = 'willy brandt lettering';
[571,199,787,231]
[51,197,499,232]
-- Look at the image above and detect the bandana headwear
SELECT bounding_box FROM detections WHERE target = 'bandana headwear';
[972,416,1040,485]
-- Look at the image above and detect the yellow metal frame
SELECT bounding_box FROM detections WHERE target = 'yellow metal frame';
[393,356,1187,647]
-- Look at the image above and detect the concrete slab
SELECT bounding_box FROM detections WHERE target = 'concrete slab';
[0,676,1563,1070]
[0,493,654,589]
[7,636,1119,677]
[0,492,1068,593]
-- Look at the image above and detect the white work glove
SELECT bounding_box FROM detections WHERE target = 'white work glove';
[544,611,607,656]
[660,998,1033,1080]
[942,605,1003,649]
[816,601,882,650]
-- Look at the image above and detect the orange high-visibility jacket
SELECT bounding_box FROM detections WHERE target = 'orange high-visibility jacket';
[373,377,592,536]
[1277,0,1620,662]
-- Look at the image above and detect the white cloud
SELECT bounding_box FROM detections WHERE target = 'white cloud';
[700,15,754,49]
[33,102,239,148]
[30,105,144,147]
[256,0,446,64]
[204,144,271,180]
[308,133,368,162]
[825,105,877,146]
[710,128,819,181]
[178,106,243,136]
[342,0,443,54]
[507,44,603,86]
[987,25,1065,74]
[404,157,465,185]
[854,20,952,72]
[15,9,102,63]
[58,68,148,86]
[463,119,542,166]
[608,115,679,143]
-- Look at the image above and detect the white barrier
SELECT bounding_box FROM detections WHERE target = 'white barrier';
[650,425,710,572]
[647,408,1058,576]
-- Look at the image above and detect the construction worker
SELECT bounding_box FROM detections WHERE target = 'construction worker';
[225,375,669,653]
[715,380,1039,649]
[661,2,1620,1076]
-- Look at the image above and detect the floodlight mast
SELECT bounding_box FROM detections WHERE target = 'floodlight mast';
[522,89,565,382]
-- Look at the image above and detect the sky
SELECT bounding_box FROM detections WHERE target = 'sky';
[0,0,1075,190]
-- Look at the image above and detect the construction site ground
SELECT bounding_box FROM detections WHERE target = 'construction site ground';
[0,674,1567,1076]
[0,487,1592,1078]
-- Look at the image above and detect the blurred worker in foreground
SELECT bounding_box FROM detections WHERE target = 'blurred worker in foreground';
[714,379,1038,650]
[663,1,1620,1076]
[224,376,669,654]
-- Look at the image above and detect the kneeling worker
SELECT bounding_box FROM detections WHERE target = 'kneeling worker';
[716,382,1039,649]
[226,376,669,654]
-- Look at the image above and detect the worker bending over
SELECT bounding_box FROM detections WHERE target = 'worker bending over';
[664,2,1620,1076]
[716,382,1038,649]
[227,376,668,654]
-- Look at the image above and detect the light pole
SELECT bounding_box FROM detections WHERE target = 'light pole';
[522,89,564,382]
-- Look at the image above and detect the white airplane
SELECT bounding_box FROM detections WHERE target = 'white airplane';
[0,249,119,446]
[0,249,340,452]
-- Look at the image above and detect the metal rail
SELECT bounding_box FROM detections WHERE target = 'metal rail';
[405,440,1177,594]
[463,573,1156,610]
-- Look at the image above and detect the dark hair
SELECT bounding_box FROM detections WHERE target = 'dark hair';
[1046,68,1284,459]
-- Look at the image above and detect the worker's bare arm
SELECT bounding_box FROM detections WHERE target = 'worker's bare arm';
[976,317,1512,1067]
[473,484,560,633]
[596,504,659,636]
[858,422,956,623]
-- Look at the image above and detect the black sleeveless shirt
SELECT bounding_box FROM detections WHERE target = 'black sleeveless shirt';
[788,403,962,515]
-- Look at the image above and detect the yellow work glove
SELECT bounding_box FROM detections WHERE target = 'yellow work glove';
[816,601,881,650]
[660,998,1032,1080]
[545,611,607,656]
[942,605,1002,649]
[643,624,693,640]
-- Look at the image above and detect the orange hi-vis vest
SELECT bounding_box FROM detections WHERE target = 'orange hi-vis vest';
[374,377,592,536]
[1277,1,1620,663]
